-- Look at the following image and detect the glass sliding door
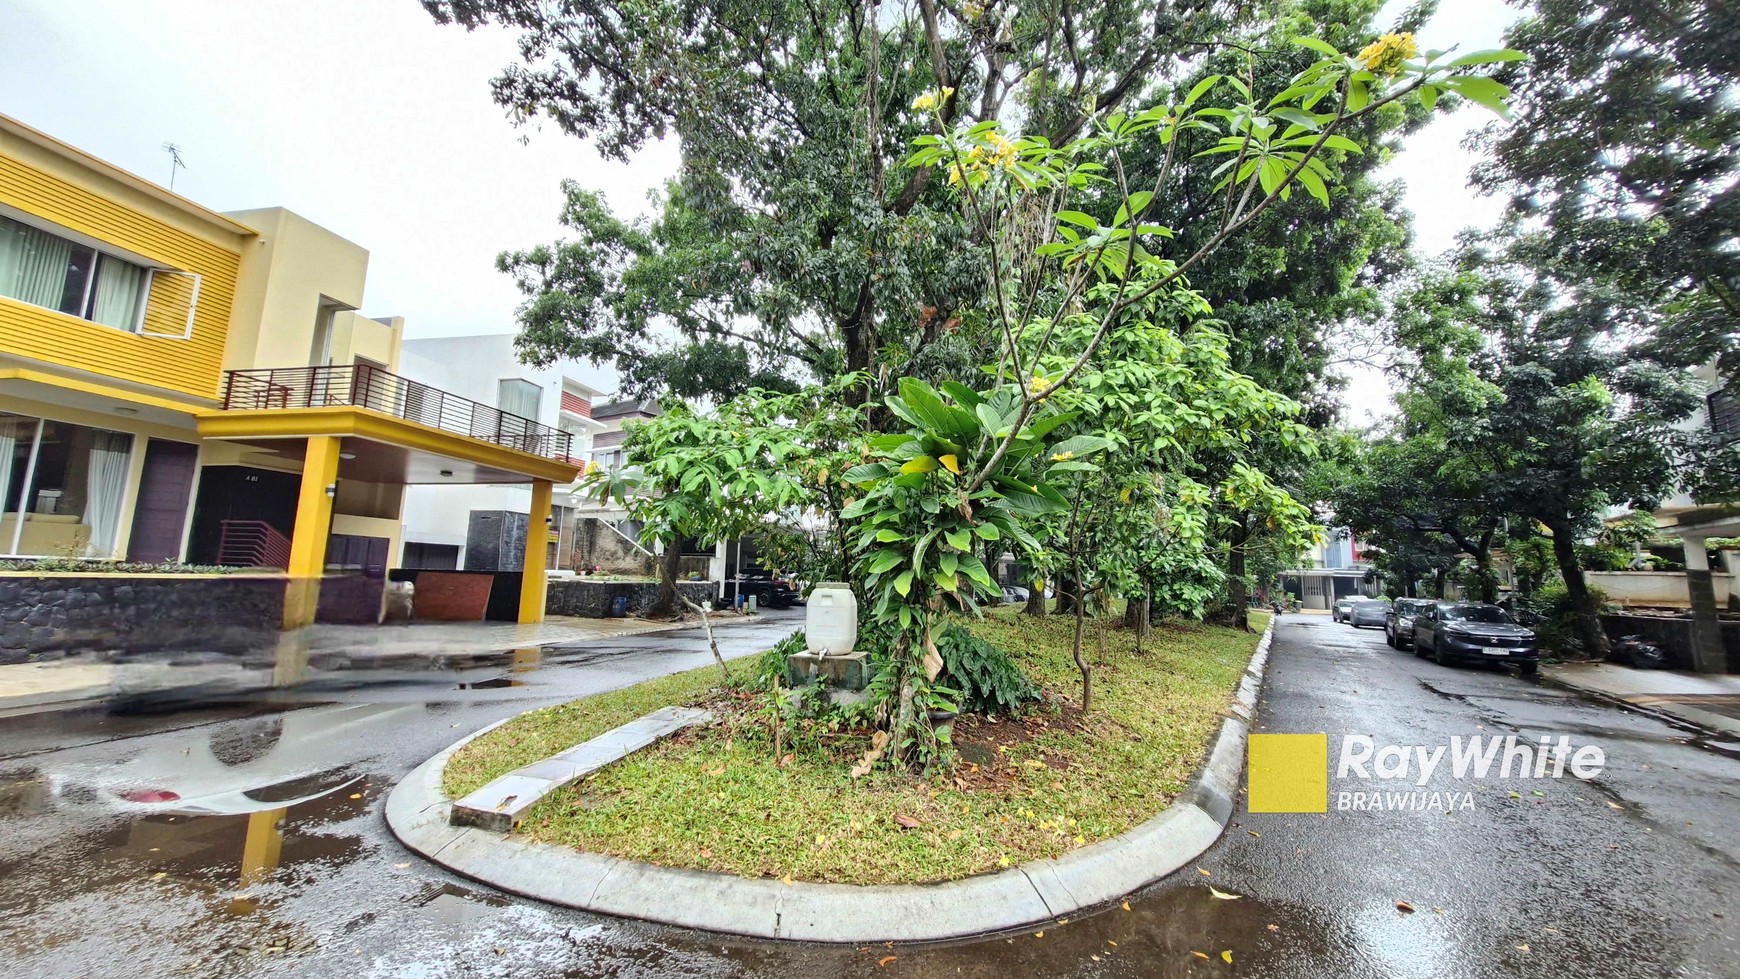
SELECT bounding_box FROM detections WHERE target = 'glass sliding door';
[0,412,135,558]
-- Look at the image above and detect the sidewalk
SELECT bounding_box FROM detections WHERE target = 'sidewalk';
[1543,662,1740,738]
[0,613,756,718]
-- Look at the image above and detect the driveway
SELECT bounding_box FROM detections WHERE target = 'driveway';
[1,612,1735,977]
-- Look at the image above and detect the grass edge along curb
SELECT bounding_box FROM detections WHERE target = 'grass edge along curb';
[385,614,1276,943]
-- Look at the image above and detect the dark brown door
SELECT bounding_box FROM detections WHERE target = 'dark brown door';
[125,439,199,563]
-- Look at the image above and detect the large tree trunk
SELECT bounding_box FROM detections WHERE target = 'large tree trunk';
[1546,519,1608,657]
[1024,579,1047,615]
[1215,517,1251,631]
[649,541,683,618]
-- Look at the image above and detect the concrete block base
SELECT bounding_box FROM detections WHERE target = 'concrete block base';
[786,650,872,691]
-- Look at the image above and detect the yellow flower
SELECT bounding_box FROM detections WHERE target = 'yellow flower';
[1028,375,1052,396]
[1357,32,1418,77]
[1050,451,1074,462]
[910,86,954,112]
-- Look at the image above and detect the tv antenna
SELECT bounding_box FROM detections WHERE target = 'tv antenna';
[161,142,186,190]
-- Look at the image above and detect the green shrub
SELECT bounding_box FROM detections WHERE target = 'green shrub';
[936,624,1038,716]
[1520,581,1610,656]
[748,629,807,689]
[0,558,250,575]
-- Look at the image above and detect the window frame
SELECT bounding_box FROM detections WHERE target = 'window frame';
[0,206,168,335]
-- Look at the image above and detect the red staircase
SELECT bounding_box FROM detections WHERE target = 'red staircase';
[217,520,292,569]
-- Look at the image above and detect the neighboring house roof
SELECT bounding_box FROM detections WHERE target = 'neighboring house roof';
[593,399,660,420]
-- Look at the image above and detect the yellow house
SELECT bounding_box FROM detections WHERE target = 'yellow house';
[0,113,576,626]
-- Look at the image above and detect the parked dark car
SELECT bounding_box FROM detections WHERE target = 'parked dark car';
[1384,598,1437,649]
[1332,598,1356,623]
[1413,602,1539,675]
[1348,599,1389,628]
[736,569,800,609]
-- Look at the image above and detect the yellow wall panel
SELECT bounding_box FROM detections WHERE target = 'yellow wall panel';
[0,155,243,400]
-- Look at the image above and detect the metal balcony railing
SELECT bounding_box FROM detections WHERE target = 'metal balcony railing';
[221,364,574,460]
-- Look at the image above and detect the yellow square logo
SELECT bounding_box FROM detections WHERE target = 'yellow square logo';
[1247,733,1328,813]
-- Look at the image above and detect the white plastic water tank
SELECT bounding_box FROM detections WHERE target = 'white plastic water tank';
[805,582,859,656]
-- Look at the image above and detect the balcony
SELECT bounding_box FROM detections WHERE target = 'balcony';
[221,364,573,460]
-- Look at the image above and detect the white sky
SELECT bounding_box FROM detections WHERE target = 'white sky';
[4,0,1516,409]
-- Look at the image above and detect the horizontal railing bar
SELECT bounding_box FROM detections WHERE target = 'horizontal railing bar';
[219,364,574,460]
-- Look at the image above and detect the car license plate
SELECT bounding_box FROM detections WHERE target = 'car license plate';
[1482,648,1510,656]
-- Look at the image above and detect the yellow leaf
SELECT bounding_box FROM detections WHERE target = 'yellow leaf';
[900,455,939,474]
[1034,931,1044,939]
[1121,902,1131,912]
[1247,830,1260,838]
[1208,886,1241,900]
[997,856,1011,868]
[1221,950,1233,964]
[878,955,896,967]
[781,875,794,886]
[1198,867,1212,877]
[1190,951,1210,960]
[939,454,960,475]
[348,793,363,800]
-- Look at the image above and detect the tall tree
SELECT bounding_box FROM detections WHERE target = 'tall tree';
[1473,0,1740,375]
[1388,240,1698,652]
[426,0,1263,399]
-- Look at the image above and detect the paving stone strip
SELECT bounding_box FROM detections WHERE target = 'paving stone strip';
[449,705,714,832]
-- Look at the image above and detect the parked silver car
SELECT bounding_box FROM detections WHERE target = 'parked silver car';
[1332,597,1356,622]
[1348,598,1389,629]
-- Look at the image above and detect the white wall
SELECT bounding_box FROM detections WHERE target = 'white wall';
[397,334,600,558]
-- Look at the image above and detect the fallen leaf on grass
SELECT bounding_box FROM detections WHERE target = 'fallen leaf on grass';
[894,813,922,830]
[1208,886,1242,901]
[1396,901,1415,914]
[705,765,726,777]
[878,955,896,968]
[778,753,795,767]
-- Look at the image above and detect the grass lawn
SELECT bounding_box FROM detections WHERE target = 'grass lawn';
[444,607,1270,886]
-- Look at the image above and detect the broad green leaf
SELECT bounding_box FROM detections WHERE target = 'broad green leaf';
[901,455,940,474]
[1290,36,1341,57]
[945,527,972,551]
[866,550,904,574]
[875,528,906,542]
[841,463,889,483]
[894,571,914,597]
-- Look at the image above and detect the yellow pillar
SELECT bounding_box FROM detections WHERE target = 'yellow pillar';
[283,435,341,630]
[519,479,553,624]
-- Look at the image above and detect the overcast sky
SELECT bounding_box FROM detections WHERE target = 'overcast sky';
[5,0,1516,412]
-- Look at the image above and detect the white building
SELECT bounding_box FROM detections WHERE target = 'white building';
[396,334,605,570]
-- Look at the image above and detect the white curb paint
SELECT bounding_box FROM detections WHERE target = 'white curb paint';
[385,615,1278,942]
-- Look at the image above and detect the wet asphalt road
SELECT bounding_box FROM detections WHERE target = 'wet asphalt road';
[2,613,1737,978]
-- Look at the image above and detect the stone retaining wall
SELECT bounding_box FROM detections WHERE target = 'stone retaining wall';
[546,579,715,618]
[0,574,287,664]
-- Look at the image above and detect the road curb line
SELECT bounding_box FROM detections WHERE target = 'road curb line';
[384,615,1277,943]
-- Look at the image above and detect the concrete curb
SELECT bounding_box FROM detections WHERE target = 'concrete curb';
[1540,673,1740,740]
[385,616,1277,943]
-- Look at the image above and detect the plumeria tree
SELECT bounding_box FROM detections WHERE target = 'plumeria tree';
[840,33,1522,764]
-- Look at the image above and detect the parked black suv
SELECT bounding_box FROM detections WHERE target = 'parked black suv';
[1384,598,1437,649]
[1413,602,1540,675]
[735,569,800,609]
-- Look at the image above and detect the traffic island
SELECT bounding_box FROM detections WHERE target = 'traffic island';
[386,610,1275,941]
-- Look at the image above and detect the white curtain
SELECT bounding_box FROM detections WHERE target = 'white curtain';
[0,428,14,516]
[89,255,145,329]
[83,431,132,558]
[0,219,74,310]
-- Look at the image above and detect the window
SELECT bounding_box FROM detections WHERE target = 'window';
[0,411,134,558]
[0,215,151,330]
[1708,386,1740,440]
[498,378,542,421]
